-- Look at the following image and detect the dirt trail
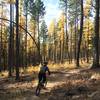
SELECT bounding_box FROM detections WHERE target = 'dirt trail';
[0,68,99,100]
[16,69,82,100]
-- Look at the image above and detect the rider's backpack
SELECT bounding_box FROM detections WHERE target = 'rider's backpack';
[40,66,47,73]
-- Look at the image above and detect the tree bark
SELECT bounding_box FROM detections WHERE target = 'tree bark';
[25,3,28,68]
[37,17,42,63]
[92,0,99,68]
[76,0,84,67]
[15,0,20,80]
[8,3,13,77]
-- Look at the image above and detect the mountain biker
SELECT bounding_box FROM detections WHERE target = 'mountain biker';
[38,61,50,87]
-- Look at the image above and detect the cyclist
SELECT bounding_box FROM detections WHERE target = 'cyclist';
[38,61,50,87]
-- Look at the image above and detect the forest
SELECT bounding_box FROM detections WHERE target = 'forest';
[0,0,99,100]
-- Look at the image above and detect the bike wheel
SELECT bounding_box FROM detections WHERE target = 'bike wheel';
[44,80,47,87]
[35,85,41,96]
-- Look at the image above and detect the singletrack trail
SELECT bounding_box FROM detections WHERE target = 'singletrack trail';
[0,68,100,100]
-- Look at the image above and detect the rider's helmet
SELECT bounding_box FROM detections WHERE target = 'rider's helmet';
[43,61,48,66]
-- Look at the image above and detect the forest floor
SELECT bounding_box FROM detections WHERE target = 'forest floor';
[0,63,100,100]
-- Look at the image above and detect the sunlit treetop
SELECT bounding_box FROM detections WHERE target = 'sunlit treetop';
[48,19,56,36]
[84,0,92,17]
[6,0,16,4]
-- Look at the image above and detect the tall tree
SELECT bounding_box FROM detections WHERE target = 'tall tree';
[76,0,84,67]
[48,19,56,62]
[23,0,29,67]
[40,20,48,61]
[0,2,3,72]
[92,0,99,68]
[65,0,81,63]
[59,0,69,60]
[8,1,13,76]
[28,0,45,63]
[58,13,65,63]
[8,0,15,77]
[15,0,20,80]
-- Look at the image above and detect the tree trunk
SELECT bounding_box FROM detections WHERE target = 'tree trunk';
[74,19,77,61]
[8,3,13,77]
[37,17,42,63]
[0,21,3,72]
[25,4,28,68]
[92,0,99,68]
[0,4,3,72]
[76,0,84,67]
[12,4,15,72]
[74,2,78,62]
[65,0,69,61]
[15,0,20,80]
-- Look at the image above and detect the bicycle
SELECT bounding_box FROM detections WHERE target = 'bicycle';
[35,79,47,96]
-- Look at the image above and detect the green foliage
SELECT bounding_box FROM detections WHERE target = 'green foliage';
[68,0,81,22]
[59,0,67,9]
[35,0,45,18]
[27,0,45,21]
[40,20,48,43]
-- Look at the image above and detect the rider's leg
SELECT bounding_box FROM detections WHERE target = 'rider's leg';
[42,74,47,88]
[38,73,42,83]
[43,74,46,83]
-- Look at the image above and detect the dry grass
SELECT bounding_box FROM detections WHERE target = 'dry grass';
[48,61,91,72]
[0,71,8,78]
[0,64,100,100]
[91,73,100,79]
[48,67,100,100]
[0,61,92,78]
